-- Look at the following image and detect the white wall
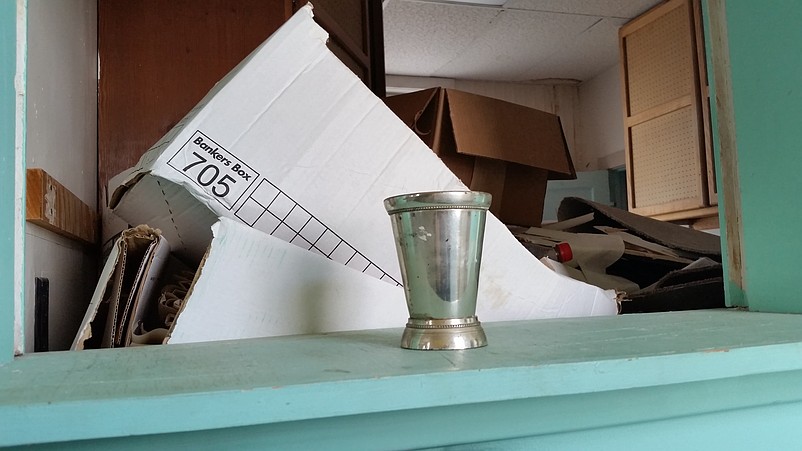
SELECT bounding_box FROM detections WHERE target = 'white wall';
[577,64,626,170]
[24,0,97,352]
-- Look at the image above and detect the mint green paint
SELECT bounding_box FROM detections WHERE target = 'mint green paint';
[717,1,802,312]
[434,397,802,451]
[5,310,802,447]
[0,0,19,363]
[701,0,741,307]
[16,373,802,450]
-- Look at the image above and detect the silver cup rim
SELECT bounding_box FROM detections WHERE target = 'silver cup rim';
[383,190,492,215]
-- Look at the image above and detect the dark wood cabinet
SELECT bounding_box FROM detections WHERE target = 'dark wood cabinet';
[295,0,386,98]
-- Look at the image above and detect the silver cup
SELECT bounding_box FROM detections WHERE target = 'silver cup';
[384,191,491,350]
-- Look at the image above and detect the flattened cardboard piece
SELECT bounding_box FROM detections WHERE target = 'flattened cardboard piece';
[167,218,408,343]
[622,261,724,313]
[115,228,168,347]
[596,226,688,260]
[72,226,169,350]
[557,197,721,257]
[72,238,123,350]
[109,5,618,322]
[127,257,194,346]
[620,279,725,313]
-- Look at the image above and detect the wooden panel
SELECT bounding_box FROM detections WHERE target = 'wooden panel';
[98,0,290,199]
[26,169,98,246]
[624,0,694,116]
[620,0,709,218]
[630,106,703,209]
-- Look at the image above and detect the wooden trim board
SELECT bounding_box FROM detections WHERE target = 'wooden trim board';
[625,94,694,128]
[25,168,97,246]
[694,0,718,206]
[650,205,719,222]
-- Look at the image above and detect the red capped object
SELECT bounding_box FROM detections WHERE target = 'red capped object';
[553,242,573,263]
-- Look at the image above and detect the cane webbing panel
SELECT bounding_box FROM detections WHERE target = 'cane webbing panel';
[625,2,694,116]
[631,106,702,208]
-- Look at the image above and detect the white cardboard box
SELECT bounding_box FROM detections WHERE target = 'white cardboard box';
[108,4,617,341]
[168,218,408,344]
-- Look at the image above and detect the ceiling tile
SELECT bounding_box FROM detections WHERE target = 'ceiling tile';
[502,0,659,19]
[383,0,663,82]
[383,1,500,77]
[520,17,629,81]
[432,8,599,81]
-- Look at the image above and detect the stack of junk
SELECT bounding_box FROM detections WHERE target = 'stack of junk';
[71,4,721,350]
[512,197,723,314]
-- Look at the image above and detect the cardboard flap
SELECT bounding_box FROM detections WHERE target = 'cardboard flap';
[122,229,171,346]
[102,226,168,348]
[108,170,147,210]
[71,239,123,350]
[167,218,408,343]
[383,88,439,132]
[72,225,170,349]
[557,197,722,257]
[444,89,576,179]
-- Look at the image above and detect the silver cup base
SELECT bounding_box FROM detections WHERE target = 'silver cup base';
[400,316,488,350]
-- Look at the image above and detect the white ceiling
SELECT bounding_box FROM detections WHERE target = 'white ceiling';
[383,0,663,83]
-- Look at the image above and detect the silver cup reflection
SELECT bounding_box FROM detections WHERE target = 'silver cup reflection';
[384,191,491,350]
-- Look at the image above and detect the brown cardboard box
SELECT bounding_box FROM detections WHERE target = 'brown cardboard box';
[385,87,576,226]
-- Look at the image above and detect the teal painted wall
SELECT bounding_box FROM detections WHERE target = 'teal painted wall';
[0,0,18,361]
[723,1,802,312]
[701,0,744,307]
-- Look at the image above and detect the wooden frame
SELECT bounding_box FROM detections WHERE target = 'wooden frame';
[25,169,97,246]
[619,0,715,220]
[706,0,745,304]
[693,0,718,206]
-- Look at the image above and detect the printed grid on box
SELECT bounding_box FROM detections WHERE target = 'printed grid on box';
[235,179,401,286]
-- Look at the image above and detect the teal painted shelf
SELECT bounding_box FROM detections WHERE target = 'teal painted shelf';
[4,309,802,448]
